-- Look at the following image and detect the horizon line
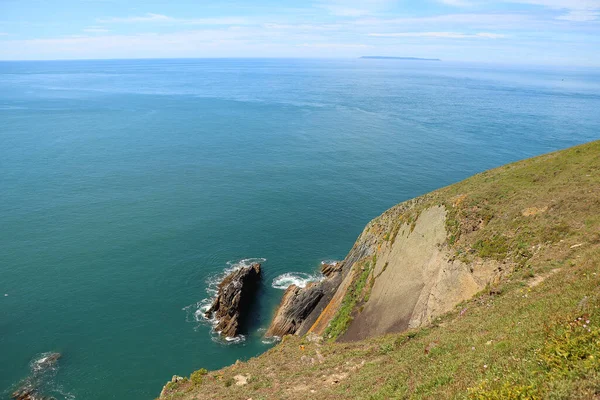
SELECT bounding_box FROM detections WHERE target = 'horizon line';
[0,56,597,68]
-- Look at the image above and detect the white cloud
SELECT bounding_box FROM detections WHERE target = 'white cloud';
[369,31,507,38]
[356,13,534,28]
[509,0,600,20]
[438,0,476,6]
[98,13,172,23]
[510,0,600,9]
[98,13,249,25]
[84,28,110,33]
[0,33,9,36]
[440,0,600,21]
[556,9,600,21]
[0,29,375,60]
[263,23,342,31]
[296,42,370,48]
[324,7,371,16]
[319,0,395,16]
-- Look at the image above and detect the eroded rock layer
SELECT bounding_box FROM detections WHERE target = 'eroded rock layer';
[265,283,324,337]
[205,263,261,337]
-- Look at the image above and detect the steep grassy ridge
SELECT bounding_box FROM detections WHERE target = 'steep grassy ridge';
[160,140,600,399]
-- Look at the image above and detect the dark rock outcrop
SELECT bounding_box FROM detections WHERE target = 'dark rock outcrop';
[11,385,50,400]
[265,262,347,338]
[265,283,324,337]
[320,262,342,277]
[12,353,61,400]
[205,263,261,337]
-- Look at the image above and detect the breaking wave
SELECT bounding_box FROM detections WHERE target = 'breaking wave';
[271,272,323,290]
[261,336,281,345]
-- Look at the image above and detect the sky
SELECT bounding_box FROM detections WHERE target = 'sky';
[0,0,599,65]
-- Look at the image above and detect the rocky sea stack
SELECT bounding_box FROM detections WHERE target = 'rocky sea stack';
[204,263,261,337]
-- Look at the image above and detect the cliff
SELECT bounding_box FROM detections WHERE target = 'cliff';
[159,140,600,399]
[265,194,503,342]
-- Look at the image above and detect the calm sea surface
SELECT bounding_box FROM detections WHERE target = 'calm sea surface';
[1,58,599,399]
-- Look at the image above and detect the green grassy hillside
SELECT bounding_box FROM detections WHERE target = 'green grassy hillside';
[159,140,600,399]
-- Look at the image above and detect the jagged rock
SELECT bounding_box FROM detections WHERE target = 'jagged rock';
[10,387,48,400]
[205,263,261,337]
[12,353,61,400]
[320,262,342,277]
[159,376,186,398]
[265,282,324,337]
[12,383,52,399]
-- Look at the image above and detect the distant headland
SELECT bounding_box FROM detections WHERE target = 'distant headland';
[360,56,441,61]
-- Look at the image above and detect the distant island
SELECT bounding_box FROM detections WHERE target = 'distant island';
[360,56,441,61]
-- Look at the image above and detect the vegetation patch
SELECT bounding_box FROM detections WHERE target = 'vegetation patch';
[190,368,207,385]
[469,304,600,399]
[324,257,375,341]
[473,234,509,260]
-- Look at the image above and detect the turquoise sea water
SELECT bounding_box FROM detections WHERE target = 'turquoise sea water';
[1,58,599,399]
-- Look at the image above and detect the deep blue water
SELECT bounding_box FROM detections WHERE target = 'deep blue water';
[0,58,599,399]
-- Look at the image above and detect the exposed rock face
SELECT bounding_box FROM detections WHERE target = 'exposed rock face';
[320,262,342,277]
[265,283,325,337]
[205,263,261,337]
[159,376,185,398]
[265,259,351,337]
[303,205,504,341]
[341,206,502,341]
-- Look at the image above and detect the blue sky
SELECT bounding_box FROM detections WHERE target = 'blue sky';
[1,0,599,64]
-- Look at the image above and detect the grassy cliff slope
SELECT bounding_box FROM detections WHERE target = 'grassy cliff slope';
[160,140,600,399]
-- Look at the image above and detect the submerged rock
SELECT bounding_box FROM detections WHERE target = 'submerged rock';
[205,263,261,337]
[12,352,61,400]
[11,385,51,400]
[31,353,60,373]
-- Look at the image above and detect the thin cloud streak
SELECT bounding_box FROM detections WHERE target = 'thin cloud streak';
[296,42,370,47]
[440,0,600,21]
[97,13,250,25]
[84,28,110,33]
[369,32,507,39]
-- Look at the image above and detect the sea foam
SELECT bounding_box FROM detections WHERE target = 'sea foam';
[271,272,323,290]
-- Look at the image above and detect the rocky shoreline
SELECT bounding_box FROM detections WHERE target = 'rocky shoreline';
[265,262,342,337]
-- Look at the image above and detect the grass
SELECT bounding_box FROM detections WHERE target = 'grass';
[323,257,375,341]
[160,140,600,400]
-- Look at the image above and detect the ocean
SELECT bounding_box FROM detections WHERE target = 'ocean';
[1,58,599,399]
